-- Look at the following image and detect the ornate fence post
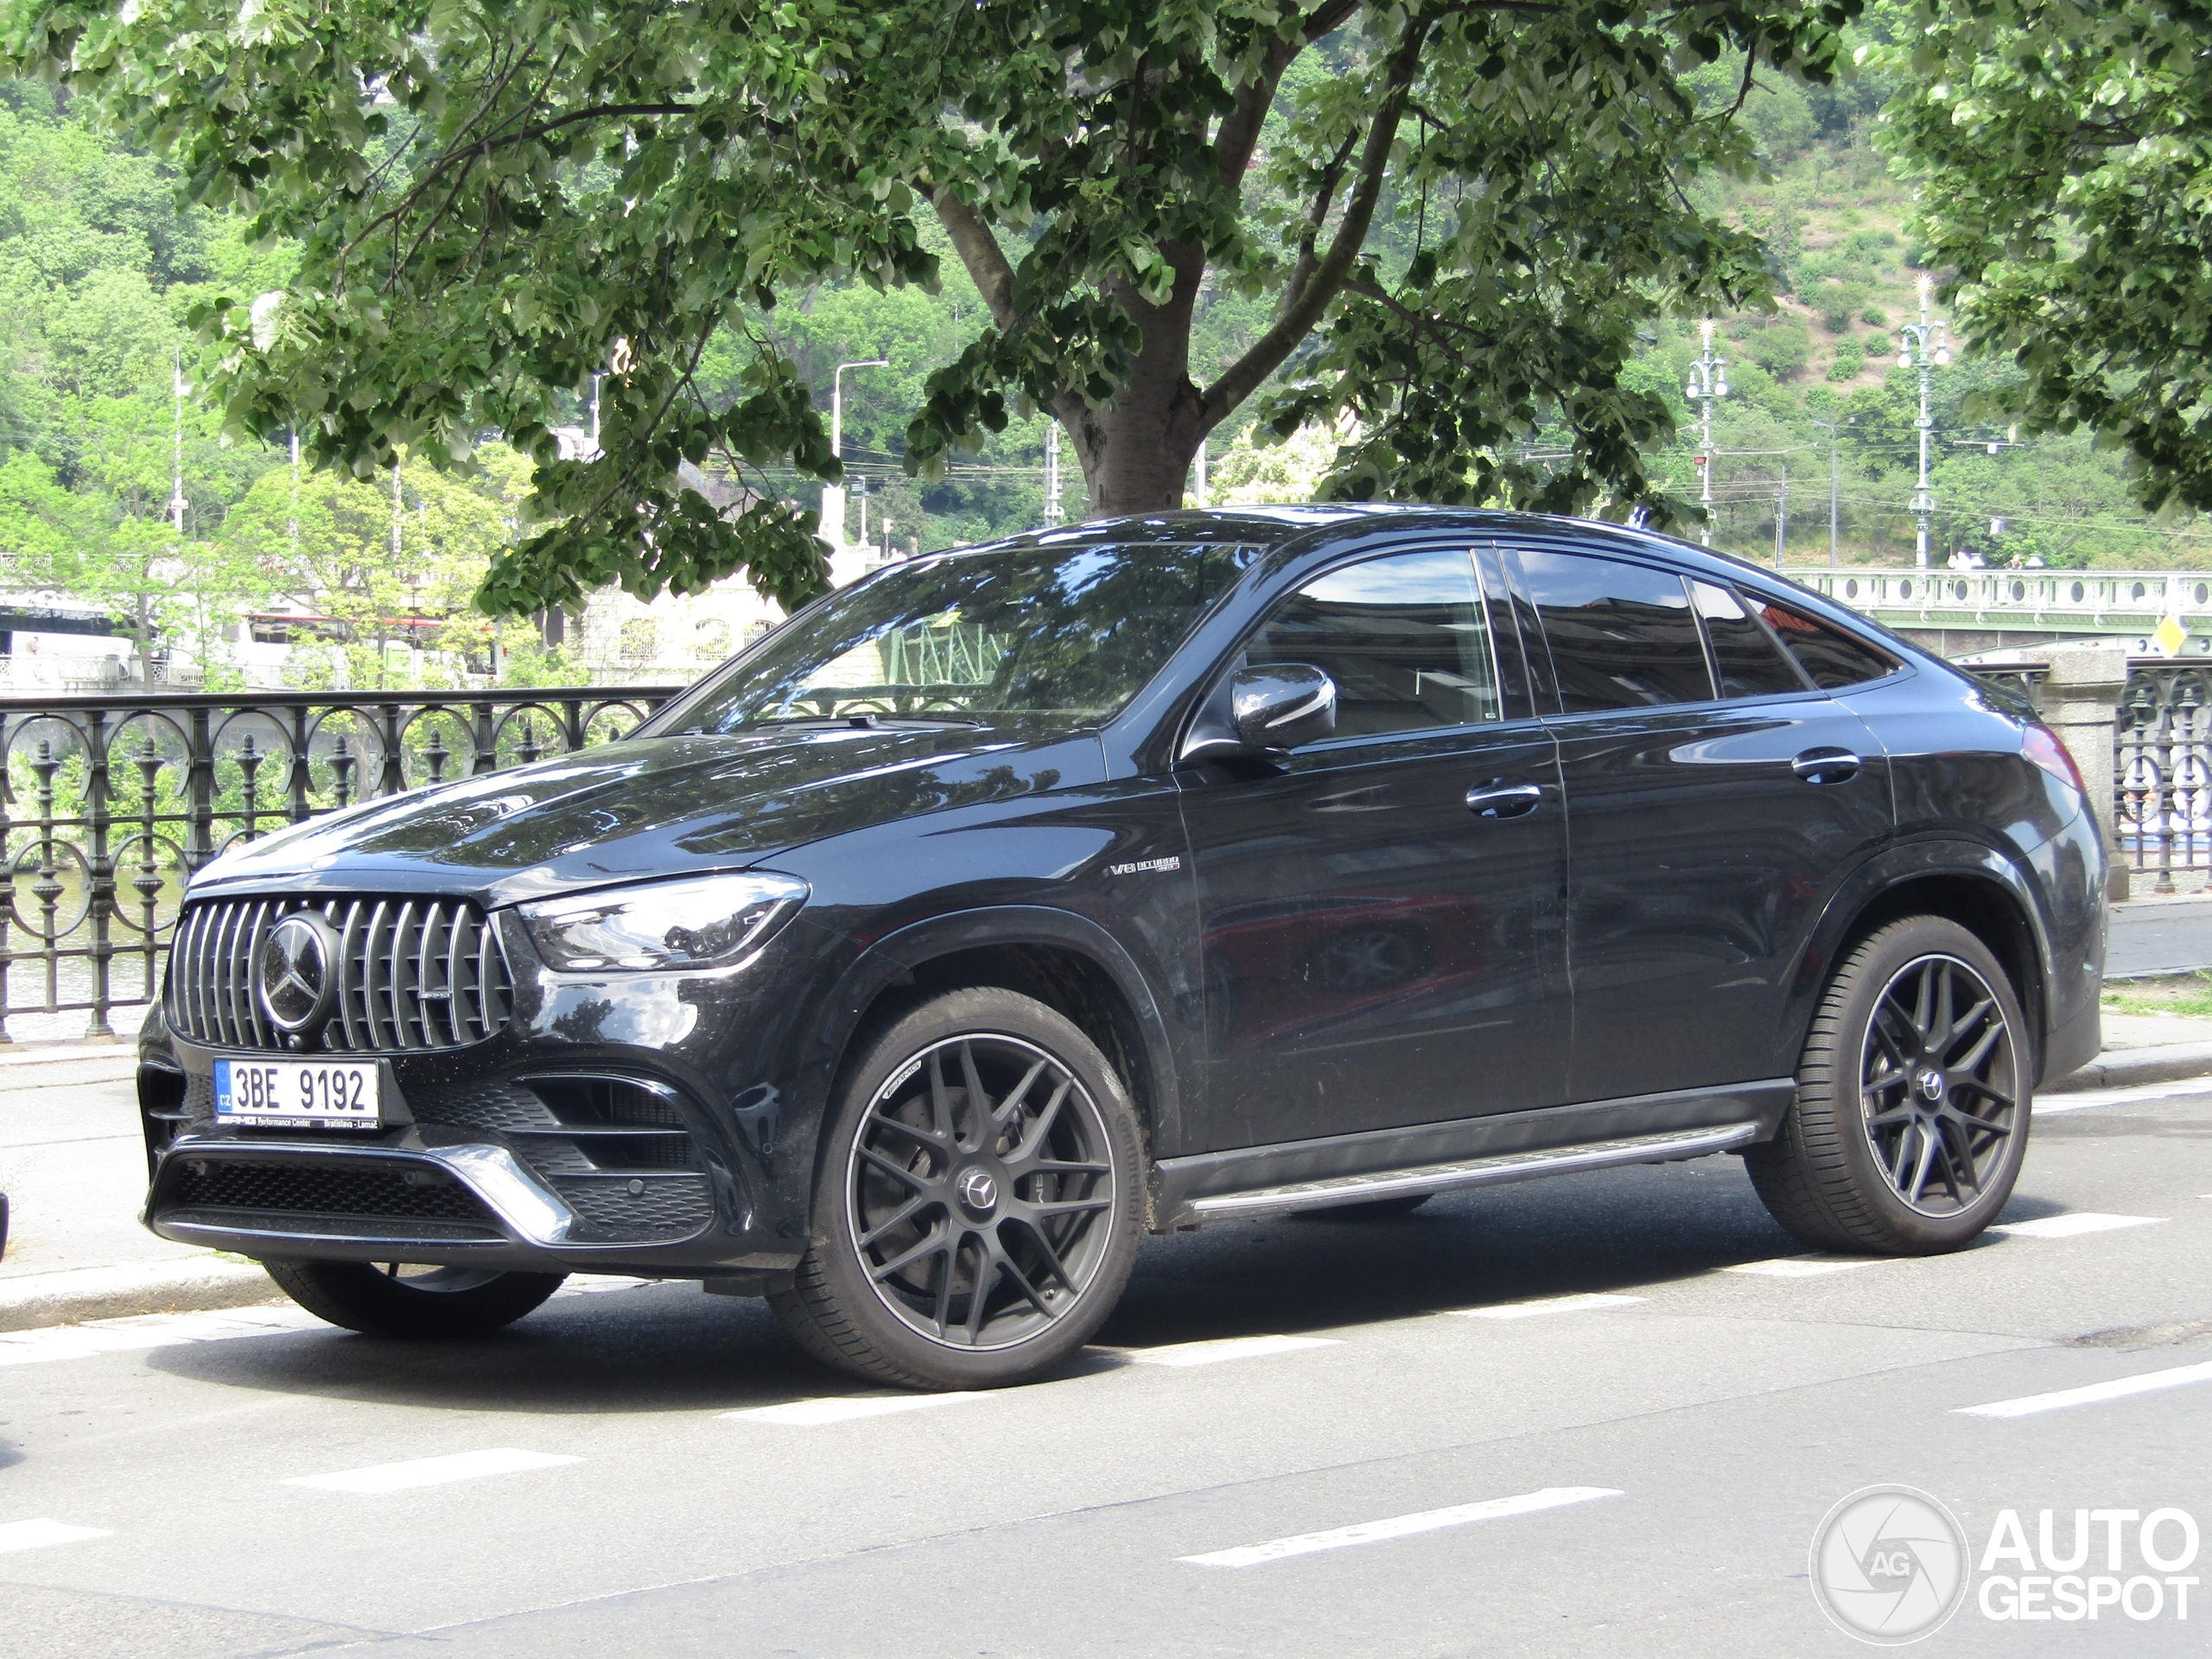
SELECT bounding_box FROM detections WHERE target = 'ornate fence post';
[29,739,62,1013]
[2046,645,2133,902]
[82,707,116,1039]
[287,705,314,823]
[472,702,498,774]
[185,705,216,875]
[378,702,405,796]
[133,737,166,1010]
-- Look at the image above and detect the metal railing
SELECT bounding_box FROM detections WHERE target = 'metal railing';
[2117,666,2212,893]
[1970,661,2209,893]
[0,686,680,1041]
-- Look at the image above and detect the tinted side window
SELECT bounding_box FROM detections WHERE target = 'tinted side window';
[1693,582,1808,698]
[1758,598,1900,689]
[1517,550,1713,713]
[1246,549,1500,739]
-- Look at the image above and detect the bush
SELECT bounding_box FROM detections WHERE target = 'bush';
[1821,303,1855,334]
[1860,306,1887,327]
[1827,340,1866,382]
[1745,317,1812,380]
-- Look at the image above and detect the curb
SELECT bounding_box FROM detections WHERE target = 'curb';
[2046,1040,2212,1095]
[0,1258,280,1333]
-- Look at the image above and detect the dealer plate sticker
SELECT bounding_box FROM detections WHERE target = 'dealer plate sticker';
[213,1058,381,1130]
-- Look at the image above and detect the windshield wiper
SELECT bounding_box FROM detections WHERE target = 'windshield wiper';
[745,714,984,732]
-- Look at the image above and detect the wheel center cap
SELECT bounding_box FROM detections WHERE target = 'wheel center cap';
[956,1167,999,1217]
[1915,1066,1946,1102]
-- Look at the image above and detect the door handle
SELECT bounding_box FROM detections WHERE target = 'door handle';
[1466,783,1544,819]
[1791,748,1862,785]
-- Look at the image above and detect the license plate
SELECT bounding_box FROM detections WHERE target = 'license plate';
[213,1058,382,1130]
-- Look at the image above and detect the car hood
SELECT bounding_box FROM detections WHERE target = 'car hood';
[189,723,1107,907]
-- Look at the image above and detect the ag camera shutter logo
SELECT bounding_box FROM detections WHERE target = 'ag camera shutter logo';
[1810,1485,1970,1644]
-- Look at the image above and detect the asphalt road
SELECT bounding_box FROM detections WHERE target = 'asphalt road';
[6,1078,2212,1658]
[2109,896,2212,977]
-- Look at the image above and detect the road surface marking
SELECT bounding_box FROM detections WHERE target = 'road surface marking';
[0,1306,324,1368]
[1450,1294,1647,1320]
[1990,1213,2165,1239]
[724,1393,986,1426]
[1179,1487,1624,1568]
[1106,1334,1342,1367]
[284,1448,582,1493]
[0,1518,112,1554]
[2040,1078,2212,1114]
[1722,1255,1885,1278]
[1957,1359,2212,1420]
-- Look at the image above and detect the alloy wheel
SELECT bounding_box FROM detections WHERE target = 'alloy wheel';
[1859,952,2018,1217]
[846,1033,1117,1351]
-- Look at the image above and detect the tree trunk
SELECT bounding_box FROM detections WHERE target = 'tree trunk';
[1060,273,1210,517]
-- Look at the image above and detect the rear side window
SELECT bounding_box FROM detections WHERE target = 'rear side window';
[1516,550,1714,713]
[1246,548,1501,739]
[1757,598,1900,689]
[1692,582,1807,699]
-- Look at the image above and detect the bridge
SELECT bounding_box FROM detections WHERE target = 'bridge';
[1783,567,2212,660]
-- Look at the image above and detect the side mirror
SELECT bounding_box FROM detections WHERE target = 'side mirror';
[1179,663,1338,766]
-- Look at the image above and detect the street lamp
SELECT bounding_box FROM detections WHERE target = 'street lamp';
[820,358,889,550]
[1684,319,1729,548]
[1808,414,1853,568]
[1897,275,1951,568]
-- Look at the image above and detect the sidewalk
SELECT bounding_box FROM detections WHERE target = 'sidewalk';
[0,1041,272,1331]
[6,1004,2212,1335]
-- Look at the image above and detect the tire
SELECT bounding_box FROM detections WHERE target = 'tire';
[1747,917,2031,1254]
[769,987,1146,1390]
[1298,1192,1433,1221]
[263,1260,566,1338]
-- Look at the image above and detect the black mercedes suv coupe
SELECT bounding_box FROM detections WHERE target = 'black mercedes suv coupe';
[137,506,2105,1389]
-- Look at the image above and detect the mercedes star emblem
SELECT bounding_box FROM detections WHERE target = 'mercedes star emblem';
[258,912,339,1036]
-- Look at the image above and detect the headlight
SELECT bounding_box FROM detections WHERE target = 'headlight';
[518,872,810,972]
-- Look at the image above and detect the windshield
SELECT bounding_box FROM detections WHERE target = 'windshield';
[651,540,1260,734]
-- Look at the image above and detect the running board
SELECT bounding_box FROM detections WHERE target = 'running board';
[1179,1122,1763,1224]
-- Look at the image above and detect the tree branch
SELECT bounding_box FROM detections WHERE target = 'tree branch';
[1198,22,1427,435]
[927,188,1019,329]
[1212,0,1362,189]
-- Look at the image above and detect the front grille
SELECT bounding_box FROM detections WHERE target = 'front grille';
[169,1159,498,1223]
[168,896,512,1052]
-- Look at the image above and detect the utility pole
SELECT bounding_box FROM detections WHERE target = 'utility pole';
[589,373,602,454]
[1774,461,1788,569]
[169,348,188,534]
[1044,423,1064,526]
[1684,320,1729,548]
[288,428,301,568]
[1897,274,1951,568]
[1192,438,1208,508]
[1809,416,1846,567]
[822,358,888,550]
[855,474,869,549]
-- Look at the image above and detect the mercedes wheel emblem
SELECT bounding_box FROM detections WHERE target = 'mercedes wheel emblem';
[258,912,340,1037]
[957,1167,999,1217]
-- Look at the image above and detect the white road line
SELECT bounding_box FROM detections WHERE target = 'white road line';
[723,1393,987,1426]
[2040,1078,2212,1114]
[0,1306,325,1368]
[1449,1294,1647,1320]
[1957,1360,2212,1420]
[1106,1334,1343,1368]
[0,1518,112,1554]
[1179,1486,1624,1568]
[1722,1255,1885,1278]
[283,1448,582,1493]
[1990,1213,2165,1239]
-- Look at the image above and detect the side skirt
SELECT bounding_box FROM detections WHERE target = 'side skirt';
[1150,1080,1794,1230]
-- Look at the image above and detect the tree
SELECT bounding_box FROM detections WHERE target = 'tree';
[7,0,1861,616]
[1875,1,2212,518]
